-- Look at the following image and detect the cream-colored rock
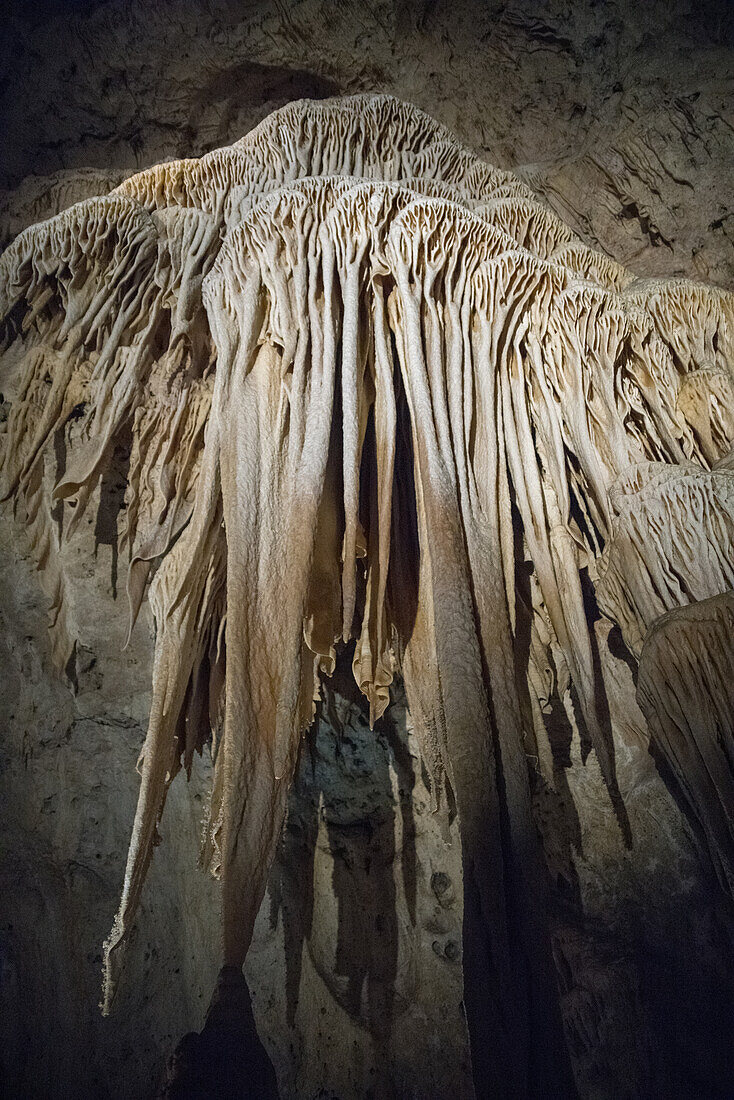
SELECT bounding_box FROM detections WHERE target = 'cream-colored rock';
[637,591,734,896]
[2,90,733,1099]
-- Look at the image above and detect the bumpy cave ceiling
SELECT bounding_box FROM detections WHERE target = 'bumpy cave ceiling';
[1,3,733,1100]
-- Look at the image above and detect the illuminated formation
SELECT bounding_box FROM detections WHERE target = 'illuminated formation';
[1,95,732,1096]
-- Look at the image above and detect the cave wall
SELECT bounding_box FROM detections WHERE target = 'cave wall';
[2,0,733,287]
[0,2,733,1098]
[0,496,469,1099]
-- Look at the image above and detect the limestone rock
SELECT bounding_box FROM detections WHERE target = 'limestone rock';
[1,6,733,1098]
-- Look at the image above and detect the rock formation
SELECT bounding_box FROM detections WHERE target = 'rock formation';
[1,90,733,1097]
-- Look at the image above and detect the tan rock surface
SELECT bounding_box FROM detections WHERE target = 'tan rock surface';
[1,6,733,1099]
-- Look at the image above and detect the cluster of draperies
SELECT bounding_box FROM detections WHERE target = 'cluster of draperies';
[1,95,732,1097]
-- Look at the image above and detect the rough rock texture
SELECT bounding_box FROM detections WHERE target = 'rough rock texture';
[0,3,733,1100]
[0,491,468,1100]
[2,0,733,285]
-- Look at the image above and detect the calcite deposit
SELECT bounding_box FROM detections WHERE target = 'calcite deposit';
[1,4,733,1098]
[1,91,733,1097]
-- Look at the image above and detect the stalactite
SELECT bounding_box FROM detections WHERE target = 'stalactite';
[637,592,734,897]
[2,93,733,1098]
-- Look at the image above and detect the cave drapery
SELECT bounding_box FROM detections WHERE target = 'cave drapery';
[1,94,733,1098]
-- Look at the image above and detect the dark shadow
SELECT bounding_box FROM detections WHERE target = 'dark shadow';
[267,723,318,1031]
[160,967,279,1100]
[327,798,397,1049]
[269,645,416,1065]
[52,420,72,541]
[382,705,417,927]
[182,62,340,156]
[605,622,638,689]
[579,569,633,849]
[93,424,132,600]
[384,323,420,654]
[513,540,583,901]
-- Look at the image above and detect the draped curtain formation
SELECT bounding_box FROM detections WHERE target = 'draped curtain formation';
[1,94,732,1097]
